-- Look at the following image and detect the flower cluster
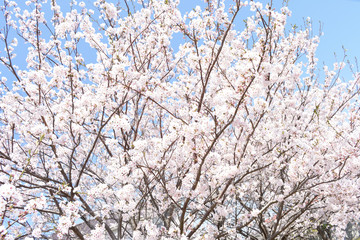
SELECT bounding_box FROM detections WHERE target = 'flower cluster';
[0,0,360,239]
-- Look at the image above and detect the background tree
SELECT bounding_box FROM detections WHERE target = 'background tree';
[0,0,360,239]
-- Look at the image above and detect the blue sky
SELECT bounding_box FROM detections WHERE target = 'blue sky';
[288,0,360,75]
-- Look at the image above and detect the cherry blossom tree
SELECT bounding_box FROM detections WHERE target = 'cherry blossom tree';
[1,0,360,239]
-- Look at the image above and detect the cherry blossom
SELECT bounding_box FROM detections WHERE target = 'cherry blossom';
[0,0,360,239]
